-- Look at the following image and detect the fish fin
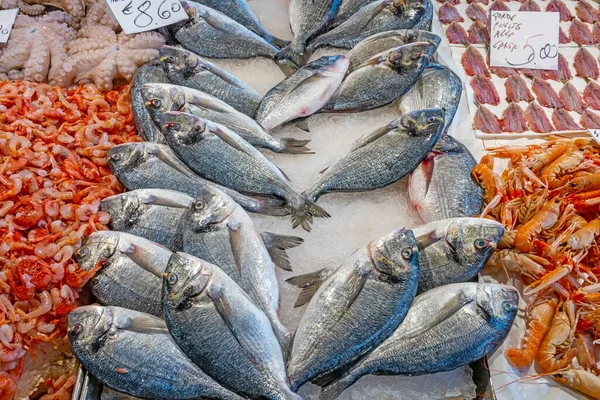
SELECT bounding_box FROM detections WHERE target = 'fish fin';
[311,363,353,388]
[140,193,191,208]
[350,120,399,152]
[276,165,293,182]
[113,309,169,335]
[276,41,308,75]
[292,117,310,132]
[356,0,393,30]
[290,200,330,232]
[246,195,290,216]
[415,230,443,250]
[318,371,361,400]
[286,267,335,307]
[343,268,369,313]
[421,153,436,195]
[150,146,199,179]
[199,61,247,90]
[319,165,330,174]
[209,124,255,158]
[120,242,168,278]
[270,36,291,49]
[227,220,244,274]
[260,232,304,272]
[278,138,313,154]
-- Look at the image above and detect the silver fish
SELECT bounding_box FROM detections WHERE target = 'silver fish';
[162,252,300,400]
[142,83,311,154]
[304,109,444,202]
[410,0,433,30]
[347,30,441,71]
[400,63,462,135]
[160,112,329,231]
[256,55,349,132]
[68,305,243,400]
[74,231,172,317]
[172,2,280,59]
[158,46,262,118]
[287,228,419,390]
[106,142,287,216]
[331,0,378,27]
[322,42,434,112]
[409,135,483,223]
[130,62,169,143]
[309,0,429,51]
[317,283,518,399]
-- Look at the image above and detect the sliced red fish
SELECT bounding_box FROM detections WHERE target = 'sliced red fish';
[593,23,600,43]
[505,74,533,103]
[532,78,564,108]
[570,19,595,45]
[522,69,543,79]
[491,66,520,78]
[438,0,461,4]
[546,0,573,21]
[519,0,541,11]
[490,0,510,11]
[446,22,470,44]
[467,0,489,5]
[540,54,572,82]
[584,81,600,111]
[474,106,502,133]
[526,102,554,133]
[574,48,599,80]
[560,82,587,114]
[470,74,500,105]
[576,0,599,23]
[466,3,488,24]
[461,46,490,77]
[468,21,490,44]
[552,109,581,131]
[581,110,600,129]
[501,104,528,133]
[439,3,465,24]
[559,27,571,44]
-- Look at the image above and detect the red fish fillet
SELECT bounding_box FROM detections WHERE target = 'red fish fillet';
[446,22,470,44]
[560,82,587,114]
[545,0,573,22]
[490,0,510,11]
[519,0,541,11]
[570,19,595,45]
[468,21,490,44]
[541,54,572,82]
[470,74,500,105]
[593,23,600,43]
[522,69,542,79]
[467,0,489,5]
[461,46,490,77]
[491,66,520,78]
[574,48,599,80]
[466,3,488,24]
[584,81,600,111]
[531,78,564,108]
[505,74,533,103]
[576,0,599,23]
[552,109,581,131]
[501,103,528,133]
[439,3,464,24]
[559,27,571,44]
[526,102,554,133]
[581,110,600,129]
[474,106,502,133]
[438,0,461,4]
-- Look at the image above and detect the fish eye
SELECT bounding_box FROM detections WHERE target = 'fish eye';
[70,324,83,336]
[193,200,204,211]
[502,302,514,312]
[167,123,181,131]
[411,53,420,60]
[443,135,450,140]
[474,238,487,249]
[110,153,122,162]
[426,117,437,123]
[167,272,178,285]
[401,248,413,260]
[165,56,175,63]
[76,247,89,257]
[150,99,162,109]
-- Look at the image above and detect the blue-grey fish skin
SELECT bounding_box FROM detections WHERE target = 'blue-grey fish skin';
[130,62,169,143]
[68,306,243,400]
[411,0,433,30]
[331,0,377,27]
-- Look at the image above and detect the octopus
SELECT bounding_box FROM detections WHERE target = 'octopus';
[82,0,120,30]
[0,0,45,15]
[24,0,85,19]
[50,25,165,90]
[0,12,76,83]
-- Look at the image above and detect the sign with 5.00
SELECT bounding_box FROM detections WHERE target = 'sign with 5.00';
[106,0,188,34]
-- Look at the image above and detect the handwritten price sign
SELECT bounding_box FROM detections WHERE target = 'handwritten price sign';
[0,9,18,43]
[589,129,600,145]
[490,11,559,70]
[106,0,187,34]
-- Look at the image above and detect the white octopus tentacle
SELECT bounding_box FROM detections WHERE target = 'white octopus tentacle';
[23,30,51,82]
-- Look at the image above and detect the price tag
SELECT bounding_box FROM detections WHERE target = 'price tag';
[106,0,187,35]
[490,11,559,70]
[589,129,600,145]
[0,9,18,44]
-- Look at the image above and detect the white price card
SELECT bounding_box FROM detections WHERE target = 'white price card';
[106,0,188,35]
[0,9,18,44]
[490,11,559,70]
[589,129,600,145]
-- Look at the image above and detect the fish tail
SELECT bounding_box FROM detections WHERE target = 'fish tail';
[249,195,291,216]
[317,371,362,400]
[261,232,304,272]
[275,41,308,75]
[290,198,330,232]
[277,138,313,154]
[269,35,292,49]
[285,267,332,307]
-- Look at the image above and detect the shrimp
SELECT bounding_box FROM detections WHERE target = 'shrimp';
[563,219,600,250]
[524,141,570,173]
[472,155,505,217]
[566,172,600,193]
[575,332,598,374]
[514,198,562,253]
[487,249,549,280]
[536,300,577,372]
[567,189,600,212]
[541,150,586,189]
[553,369,600,400]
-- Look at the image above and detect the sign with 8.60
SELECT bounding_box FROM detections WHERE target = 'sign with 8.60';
[106,0,188,35]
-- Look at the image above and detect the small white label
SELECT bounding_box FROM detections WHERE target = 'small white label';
[589,129,600,145]
[490,11,559,70]
[0,9,18,44]
[106,0,187,35]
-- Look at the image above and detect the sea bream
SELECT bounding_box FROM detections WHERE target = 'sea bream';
[331,0,377,27]
[130,62,170,144]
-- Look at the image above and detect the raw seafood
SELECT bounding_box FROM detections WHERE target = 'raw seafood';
[522,69,542,79]
[130,62,169,144]
[407,0,433,30]
[552,109,581,131]
[0,0,45,15]
[332,0,377,27]
[584,81,600,111]
[594,23,600,43]
[545,0,573,22]
[467,0,488,4]
[559,27,571,44]
[470,74,500,106]
[526,102,555,132]
[505,74,533,103]
[541,54,572,82]
[474,106,502,133]
[501,103,528,133]
[439,2,464,24]
[489,0,509,11]
[25,0,84,19]
[576,0,599,24]
[531,78,563,108]
[519,0,540,11]
[81,0,120,30]
[581,110,600,128]
[570,18,595,45]
[446,21,469,44]
[574,48,599,80]
[491,66,520,78]
[465,3,488,24]
[467,20,490,44]
[560,82,587,114]
[461,45,490,77]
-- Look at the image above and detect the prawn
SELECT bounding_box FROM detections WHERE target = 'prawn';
[524,141,570,173]
[553,369,600,399]
[536,300,577,372]
[514,198,562,253]
[541,150,586,189]
[472,155,505,217]
[563,219,600,250]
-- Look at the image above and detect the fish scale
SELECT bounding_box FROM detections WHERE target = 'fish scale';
[130,63,169,144]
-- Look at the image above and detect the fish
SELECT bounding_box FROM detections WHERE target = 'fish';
[331,0,378,27]
[531,78,563,109]
[439,0,460,4]
[346,30,441,71]
[142,83,311,154]
[307,0,429,51]
[467,20,490,44]
[584,82,600,111]
[172,2,280,60]
[159,111,329,231]
[446,21,469,44]
[546,0,573,21]
[130,62,169,144]
[576,0,599,23]
[278,0,343,70]
[468,0,489,4]
[574,48,599,80]
[473,106,502,133]
[581,110,600,129]
[501,103,528,133]
[559,27,571,44]
[158,46,262,118]
[73,231,173,317]
[411,0,433,30]
[570,18,594,45]
[438,2,463,24]
[162,252,299,400]
[193,0,288,48]
[255,55,349,133]
[106,142,287,216]
[552,109,581,131]
[560,82,587,114]
[470,74,500,106]
[491,66,519,78]
[526,102,555,133]
[322,42,434,112]
[540,54,571,82]
[594,22,600,43]
[317,283,519,399]
[466,3,488,24]
[304,109,444,202]
[408,136,483,222]
[519,0,540,11]
[287,228,419,390]
[504,74,533,103]
[489,0,510,11]
[461,45,490,77]
[399,64,462,135]
[522,68,542,79]
[68,305,243,400]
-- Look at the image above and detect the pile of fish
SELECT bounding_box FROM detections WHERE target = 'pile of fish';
[65,0,520,399]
